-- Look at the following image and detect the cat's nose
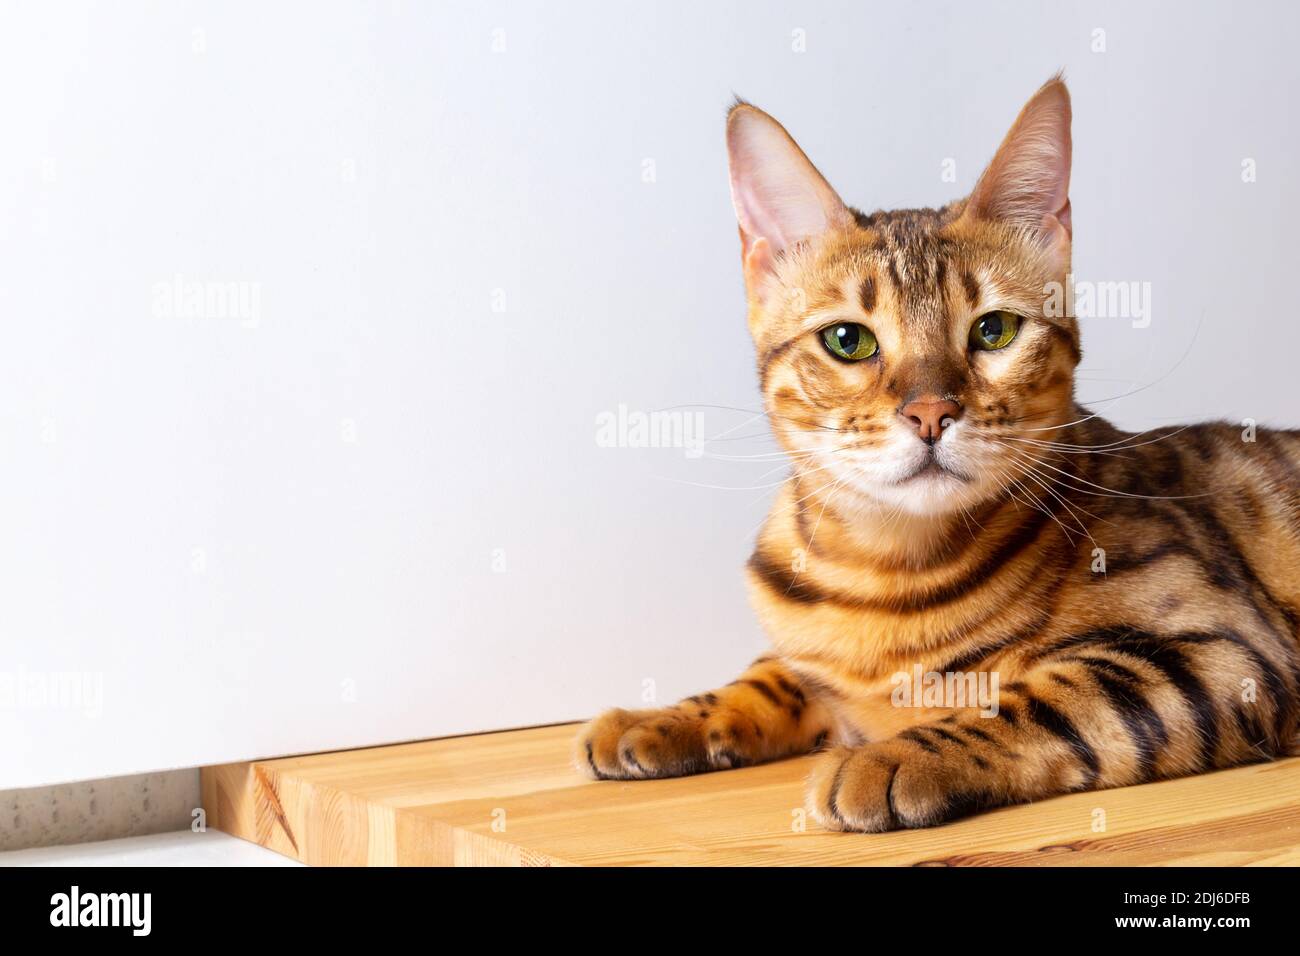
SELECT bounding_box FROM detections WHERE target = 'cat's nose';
[900,398,962,444]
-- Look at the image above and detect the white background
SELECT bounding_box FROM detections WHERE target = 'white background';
[3,0,1297,788]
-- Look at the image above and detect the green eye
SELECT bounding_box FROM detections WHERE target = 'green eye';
[820,323,878,361]
[970,311,1021,350]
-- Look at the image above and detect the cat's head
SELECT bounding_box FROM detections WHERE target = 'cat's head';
[725,78,1079,518]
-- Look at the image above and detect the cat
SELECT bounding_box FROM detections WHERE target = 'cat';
[575,76,1300,832]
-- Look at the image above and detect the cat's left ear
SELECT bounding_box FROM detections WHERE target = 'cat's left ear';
[962,76,1072,258]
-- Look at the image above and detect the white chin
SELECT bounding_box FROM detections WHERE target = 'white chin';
[862,470,986,516]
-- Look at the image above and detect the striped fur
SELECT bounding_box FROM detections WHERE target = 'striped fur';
[574,78,1300,832]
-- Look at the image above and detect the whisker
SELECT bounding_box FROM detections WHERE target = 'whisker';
[997,443,1213,501]
[653,403,848,434]
[1003,423,1197,454]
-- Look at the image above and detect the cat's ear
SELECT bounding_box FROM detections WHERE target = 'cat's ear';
[726,102,852,285]
[963,76,1072,254]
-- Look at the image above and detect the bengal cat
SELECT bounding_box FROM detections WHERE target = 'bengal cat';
[575,77,1300,832]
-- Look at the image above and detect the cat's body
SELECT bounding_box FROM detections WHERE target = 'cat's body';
[576,79,1300,831]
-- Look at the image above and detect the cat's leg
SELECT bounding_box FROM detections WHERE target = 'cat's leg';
[576,656,831,780]
[806,636,1296,832]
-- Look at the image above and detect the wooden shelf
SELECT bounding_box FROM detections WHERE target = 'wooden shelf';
[201,723,1300,866]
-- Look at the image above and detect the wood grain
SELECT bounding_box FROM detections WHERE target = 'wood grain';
[201,723,1300,866]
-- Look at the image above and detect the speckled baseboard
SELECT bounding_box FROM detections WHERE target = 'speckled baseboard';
[0,769,200,852]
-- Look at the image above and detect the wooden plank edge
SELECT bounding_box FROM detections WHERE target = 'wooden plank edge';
[200,761,567,866]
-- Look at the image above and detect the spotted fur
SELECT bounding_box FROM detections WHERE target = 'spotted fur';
[575,78,1300,832]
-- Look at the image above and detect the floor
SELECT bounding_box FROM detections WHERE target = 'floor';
[203,722,1300,866]
[0,829,301,867]
[0,768,200,853]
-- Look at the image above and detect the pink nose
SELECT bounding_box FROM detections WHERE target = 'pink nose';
[900,398,962,443]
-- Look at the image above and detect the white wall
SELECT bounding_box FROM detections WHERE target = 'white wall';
[3,0,1297,788]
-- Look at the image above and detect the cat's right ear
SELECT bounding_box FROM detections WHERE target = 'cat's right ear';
[726,102,852,291]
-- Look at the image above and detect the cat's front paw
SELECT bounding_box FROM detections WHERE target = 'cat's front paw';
[805,739,993,832]
[574,703,763,781]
